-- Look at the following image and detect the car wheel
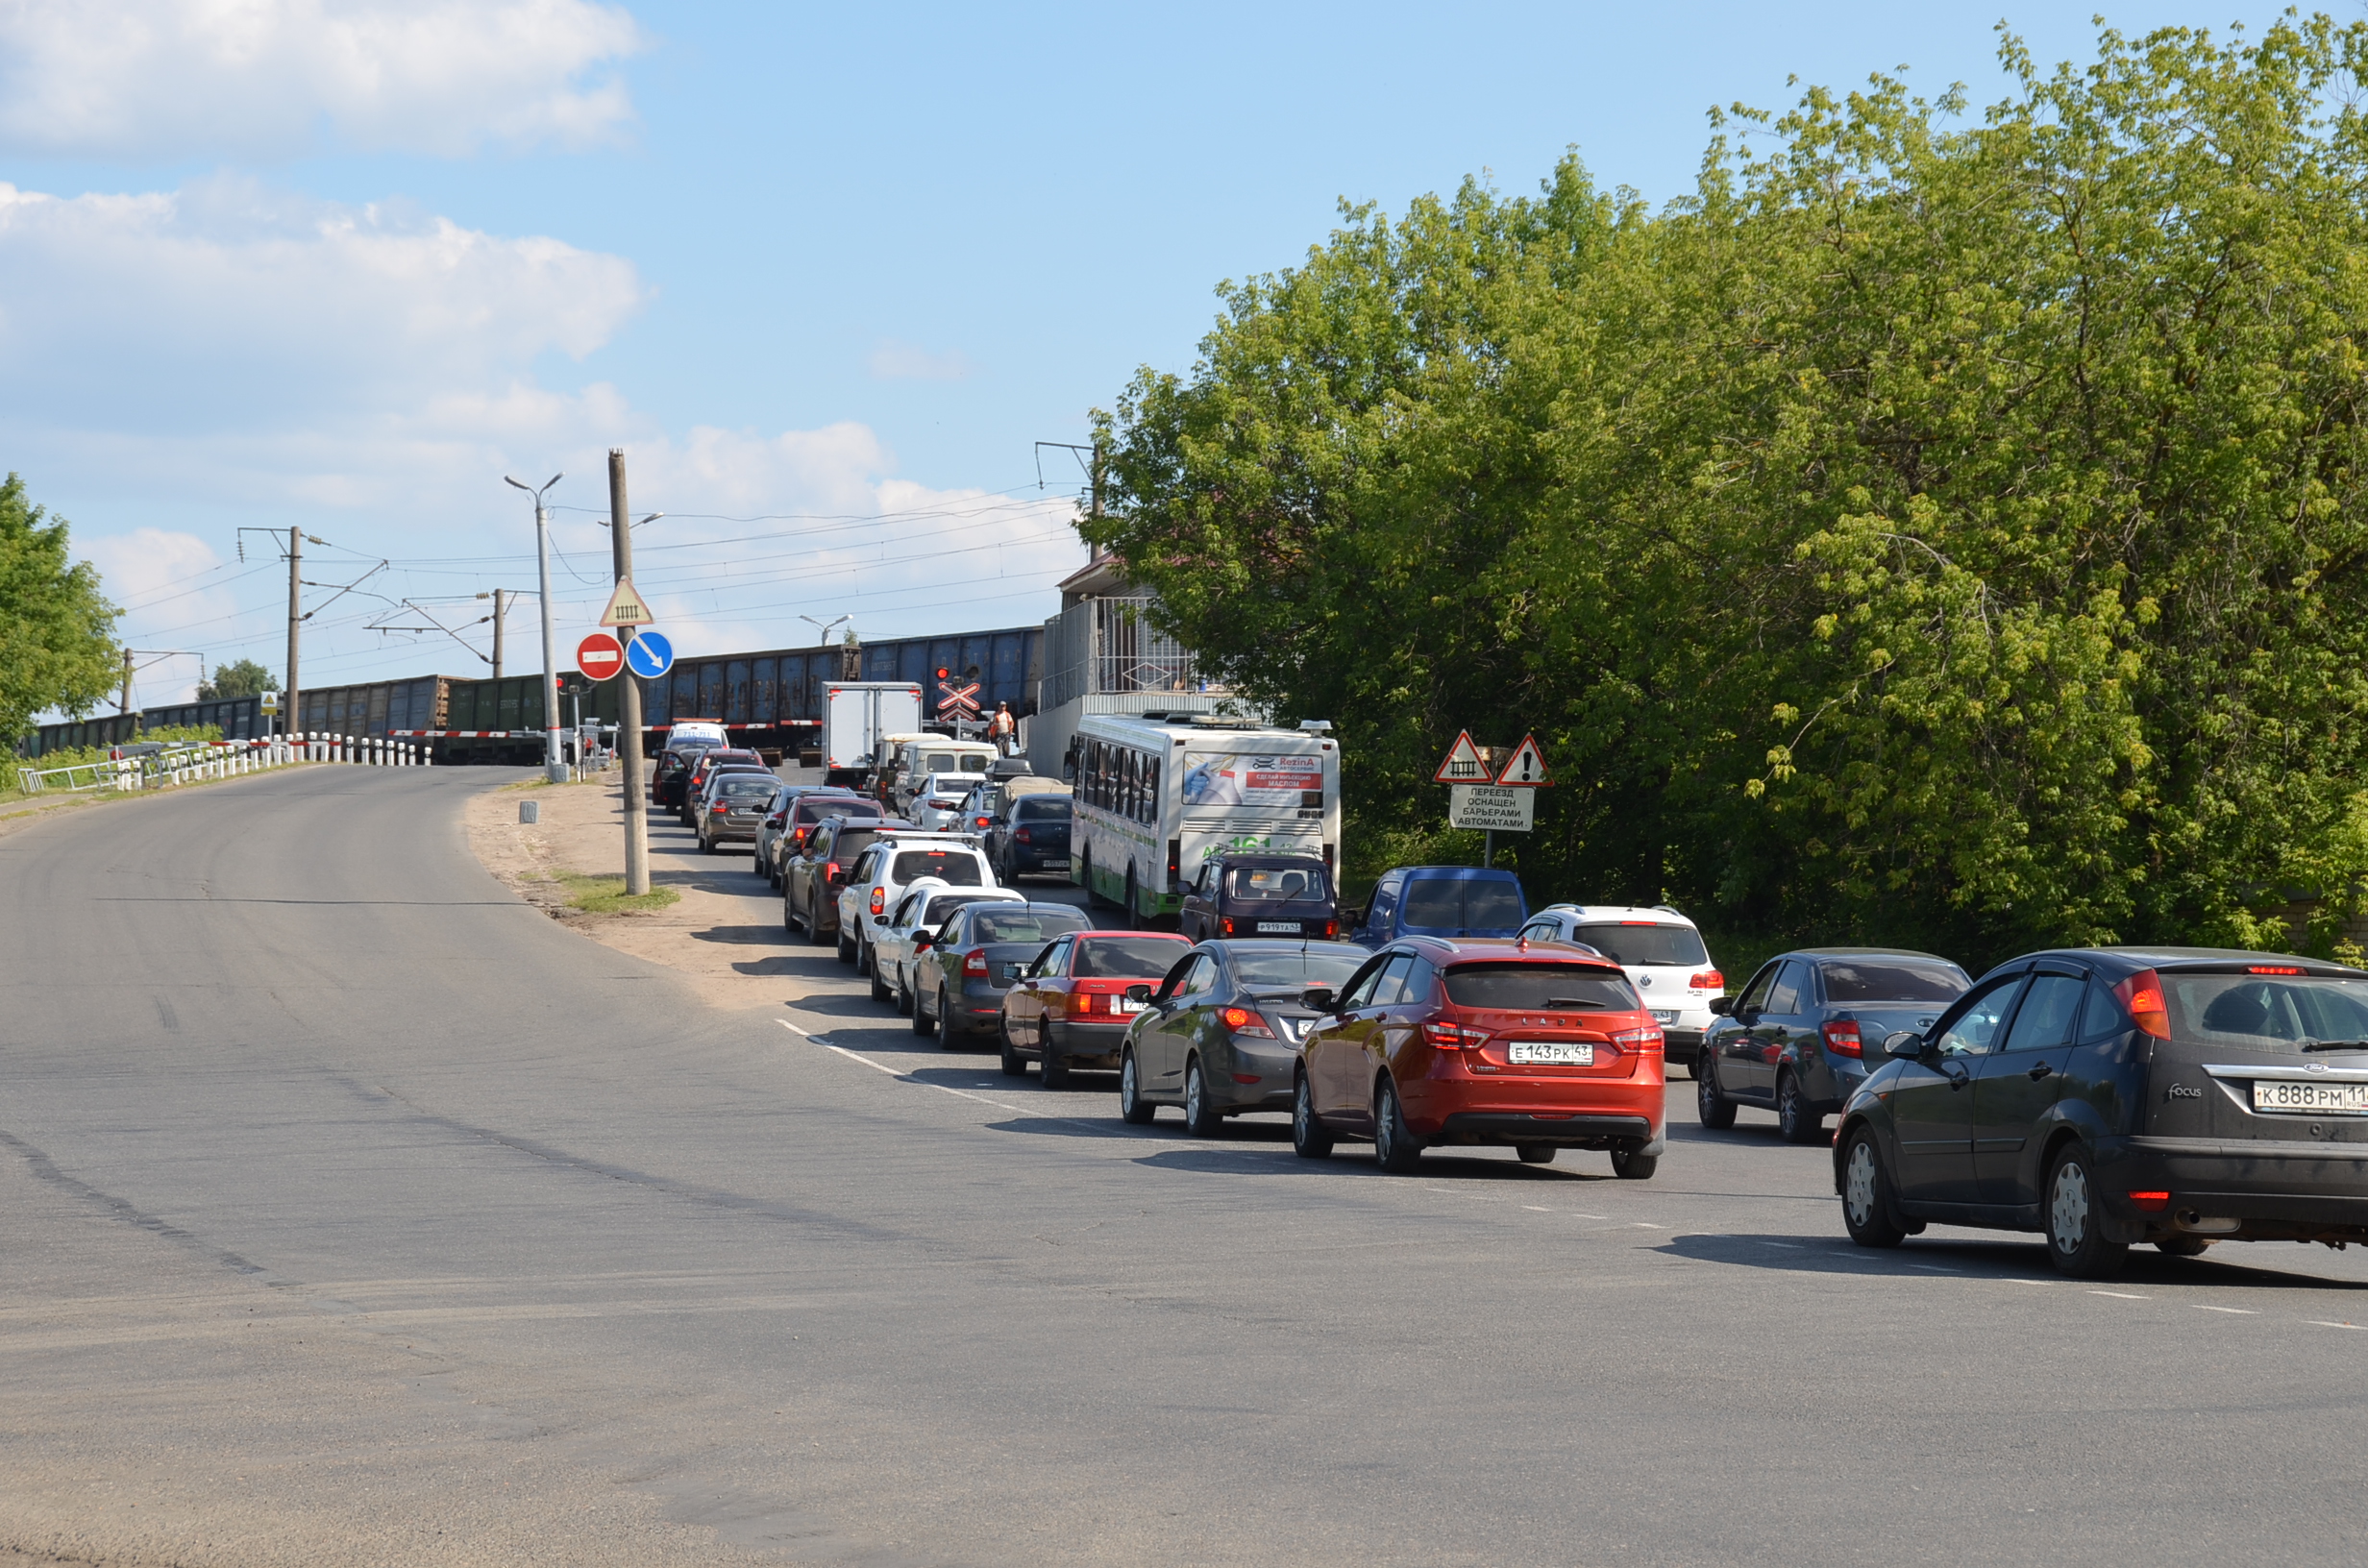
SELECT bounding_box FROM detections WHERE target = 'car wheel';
[2157,1236,2214,1257]
[1117,1048,1154,1123]
[1372,1078,1421,1173]
[1041,1040,1071,1090]
[1776,1071,1824,1144]
[894,968,915,1017]
[1839,1129,1909,1248]
[1080,852,1100,907]
[1182,1058,1222,1138]
[910,983,934,1036]
[1516,1143,1556,1164]
[782,891,800,935]
[868,948,892,1003]
[1292,1072,1334,1159]
[1696,1053,1738,1130]
[807,901,832,947]
[933,986,957,1046]
[1124,867,1140,921]
[836,929,856,965]
[999,1021,1026,1077]
[1609,1146,1658,1180]
[2044,1144,2129,1279]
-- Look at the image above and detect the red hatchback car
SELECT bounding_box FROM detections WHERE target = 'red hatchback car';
[1294,937,1666,1177]
[999,930,1195,1087]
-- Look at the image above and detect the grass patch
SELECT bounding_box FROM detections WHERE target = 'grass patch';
[549,870,679,915]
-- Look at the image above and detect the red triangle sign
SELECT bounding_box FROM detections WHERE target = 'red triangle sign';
[1496,733,1551,787]
[1434,730,1490,783]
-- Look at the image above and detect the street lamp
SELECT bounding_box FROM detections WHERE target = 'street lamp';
[504,472,568,783]
[800,613,852,647]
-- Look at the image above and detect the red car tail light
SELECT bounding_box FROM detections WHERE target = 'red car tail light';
[1014,826,1033,844]
[1422,1020,1488,1050]
[2128,1190,2171,1212]
[1064,992,1090,1016]
[1690,969,1723,990]
[711,801,728,814]
[1221,1006,1275,1039]
[869,888,885,915]
[824,860,841,881]
[963,948,989,976]
[2113,969,2172,1041]
[974,816,992,829]
[1321,919,1339,939]
[2249,965,2304,975]
[1820,1020,1862,1058]
[1611,1025,1664,1055]
[1221,917,1236,936]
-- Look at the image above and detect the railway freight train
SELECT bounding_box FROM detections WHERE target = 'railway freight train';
[17,626,1044,764]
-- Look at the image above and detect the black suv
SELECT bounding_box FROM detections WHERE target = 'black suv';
[1178,853,1338,943]
[987,793,1073,882]
[1697,947,1968,1143]
[1834,946,2368,1277]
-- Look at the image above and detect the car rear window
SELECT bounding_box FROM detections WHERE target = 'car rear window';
[796,796,879,823]
[1443,962,1640,1013]
[1568,923,1710,968]
[831,828,887,860]
[1015,797,1071,820]
[1820,960,1968,1003]
[973,910,1089,943]
[1231,866,1330,901]
[891,849,984,885]
[1073,937,1192,978]
[1403,878,1524,931]
[921,752,959,772]
[2161,972,2368,1052]
[1235,949,1367,989]
[718,777,776,798]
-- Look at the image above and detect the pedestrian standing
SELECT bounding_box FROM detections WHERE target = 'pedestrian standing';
[989,701,1016,757]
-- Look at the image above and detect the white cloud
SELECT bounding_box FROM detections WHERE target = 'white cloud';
[868,339,975,382]
[0,175,647,431]
[0,0,644,159]
[77,528,238,703]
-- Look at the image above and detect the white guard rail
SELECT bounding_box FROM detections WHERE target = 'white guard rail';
[15,734,426,796]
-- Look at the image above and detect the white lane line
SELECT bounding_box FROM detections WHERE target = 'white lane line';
[777,1020,813,1039]
[2194,1305,2257,1314]
[2306,1320,2368,1331]
[826,1045,902,1078]
[2003,1279,2054,1286]
[1522,1206,1552,1213]
[2088,1290,2150,1300]
[1909,1263,1961,1273]
[1764,1241,1806,1250]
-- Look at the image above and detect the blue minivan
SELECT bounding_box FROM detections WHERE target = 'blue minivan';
[1348,866,1528,948]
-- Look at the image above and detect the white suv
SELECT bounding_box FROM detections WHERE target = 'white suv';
[837,833,1001,979]
[1516,904,1722,1075]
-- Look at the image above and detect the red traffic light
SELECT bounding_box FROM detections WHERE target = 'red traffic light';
[935,666,950,680]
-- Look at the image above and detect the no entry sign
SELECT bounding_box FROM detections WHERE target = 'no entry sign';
[576,631,625,681]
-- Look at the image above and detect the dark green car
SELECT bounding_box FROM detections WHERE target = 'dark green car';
[912,902,1092,1045]
[1116,940,1371,1135]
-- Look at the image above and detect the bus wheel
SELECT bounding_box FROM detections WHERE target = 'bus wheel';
[1124,867,1139,921]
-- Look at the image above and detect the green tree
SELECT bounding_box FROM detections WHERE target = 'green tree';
[1095,16,2368,968]
[198,658,276,699]
[0,474,118,747]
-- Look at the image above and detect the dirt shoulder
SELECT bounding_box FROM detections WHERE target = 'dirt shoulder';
[463,770,823,1013]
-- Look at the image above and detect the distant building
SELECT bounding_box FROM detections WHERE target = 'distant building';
[1028,553,1249,778]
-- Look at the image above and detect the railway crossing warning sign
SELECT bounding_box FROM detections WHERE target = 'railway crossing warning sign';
[1496,733,1551,786]
[598,576,652,626]
[938,679,981,718]
[1433,731,1489,783]
[1448,784,1537,832]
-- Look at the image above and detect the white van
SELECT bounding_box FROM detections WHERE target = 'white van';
[890,737,999,814]
[668,719,728,746]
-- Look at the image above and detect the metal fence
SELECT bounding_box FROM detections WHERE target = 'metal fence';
[1039,596,1199,711]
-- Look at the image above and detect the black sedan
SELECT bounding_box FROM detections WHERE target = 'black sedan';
[987,793,1073,882]
[1834,945,2368,1278]
[1116,941,1371,1136]
[911,902,1092,1045]
[1697,947,1969,1143]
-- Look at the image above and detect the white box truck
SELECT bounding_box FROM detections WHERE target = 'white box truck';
[823,682,923,786]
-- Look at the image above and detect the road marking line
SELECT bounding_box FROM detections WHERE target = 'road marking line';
[2193,1305,2257,1314]
[825,1045,901,1078]
[1631,1222,1664,1229]
[777,1020,812,1038]
[1909,1263,1961,1273]
[2088,1290,2150,1300]
[1522,1205,1552,1213]
[2306,1320,2368,1331]
[1763,1241,1805,1250]
[2003,1279,2053,1286]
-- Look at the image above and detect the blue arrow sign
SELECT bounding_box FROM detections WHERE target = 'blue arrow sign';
[624,629,674,679]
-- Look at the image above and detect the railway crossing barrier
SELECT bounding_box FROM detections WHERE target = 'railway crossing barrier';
[15,734,427,796]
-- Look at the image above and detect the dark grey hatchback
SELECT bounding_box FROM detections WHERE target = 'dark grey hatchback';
[1697,948,1969,1143]
[1834,946,2368,1278]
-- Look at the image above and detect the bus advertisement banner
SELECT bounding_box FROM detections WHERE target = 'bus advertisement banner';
[1182,750,1323,811]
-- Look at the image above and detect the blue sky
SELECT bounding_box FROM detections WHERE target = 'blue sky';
[3,0,2275,707]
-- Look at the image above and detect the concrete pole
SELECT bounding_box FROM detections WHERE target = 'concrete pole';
[533,496,565,784]
[285,527,302,740]
[608,448,650,895]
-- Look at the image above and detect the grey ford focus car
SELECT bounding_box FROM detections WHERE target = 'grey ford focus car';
[1833,946,2368,1278]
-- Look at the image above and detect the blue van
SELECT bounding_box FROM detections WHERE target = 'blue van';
[1348,866,1528,947]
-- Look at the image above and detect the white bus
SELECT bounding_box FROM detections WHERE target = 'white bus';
[1070,714,1341,921]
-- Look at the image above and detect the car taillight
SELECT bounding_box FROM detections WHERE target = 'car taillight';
[1320,920,1338,939]
[1611,1025,1665,1056]
[1820,1020,1862,1058]
[963,948,988,976]
[1014,826,1032,844]
[2249,965,2305,975]
[1690,969,1723,991]
[2113,969,2172,1041]
[1422,1020,1488,1049]
[2128,1190,2171,1212]
[824,861,840,880]
[1066,992,1090,1016]
[1221,917,1236,936]
[974,816,991,829]
[1221,1006,1275,1039]
[869,888,885,915]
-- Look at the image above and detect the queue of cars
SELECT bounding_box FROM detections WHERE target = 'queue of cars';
[654,732,2368,1279]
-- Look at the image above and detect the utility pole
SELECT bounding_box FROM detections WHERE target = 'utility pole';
[286,526,302,739]
[119,649,133,716]
[607,449,650,896]
[491,589,507,679]
[505,473,568,784]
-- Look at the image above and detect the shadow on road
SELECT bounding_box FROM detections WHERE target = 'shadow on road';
[1659,1231,2368,1289]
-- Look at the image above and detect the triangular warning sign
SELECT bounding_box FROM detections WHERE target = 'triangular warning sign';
[599,576,652,626]
[1496,732,1552,787]
[1434,730,1490,783]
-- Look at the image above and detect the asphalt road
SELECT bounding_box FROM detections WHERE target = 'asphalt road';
[6,764,2368,1567]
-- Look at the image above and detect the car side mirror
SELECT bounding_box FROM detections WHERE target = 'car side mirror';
[1301,985,1337,1014]
[1883,1031,1924,1060]
[913,933,932,950]
[1123,984,1154,1005]
[1709,995,1734,1017]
